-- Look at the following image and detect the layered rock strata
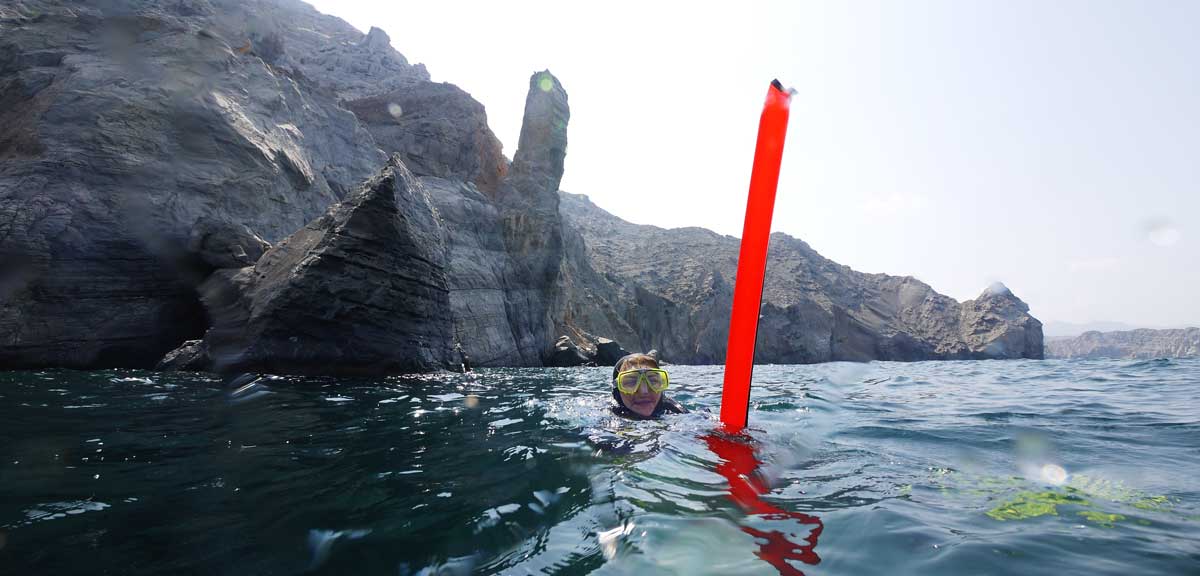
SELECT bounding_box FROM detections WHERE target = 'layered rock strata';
[0,0,567,371]
[346,70,570,367]
[0,0,402,368]
[198,157,453,375]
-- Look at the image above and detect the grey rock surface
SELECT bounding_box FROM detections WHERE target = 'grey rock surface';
[490,71,569,366]
[0,0,575,371]
[346,81,508,195]
[199,157,453,375]
[1045,328,1199,359]
[1,0,1044,372]
[557,192,1044,363]
[420,71,569,367]
[188,217,271,269]
[155,339,209,371]
[595,336,633,367]
[1,0,397,368]
[594,337,631,366]
[546,335,592,367]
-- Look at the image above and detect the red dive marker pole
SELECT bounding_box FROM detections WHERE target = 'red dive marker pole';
[720,80,794,433]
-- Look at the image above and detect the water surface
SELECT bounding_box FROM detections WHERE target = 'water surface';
[1,359,1198,574]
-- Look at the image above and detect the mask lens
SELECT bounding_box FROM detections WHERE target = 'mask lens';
[618,372,641,393]
[616,369,669,394]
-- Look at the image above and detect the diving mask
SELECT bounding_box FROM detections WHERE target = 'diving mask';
[615,368,670,394]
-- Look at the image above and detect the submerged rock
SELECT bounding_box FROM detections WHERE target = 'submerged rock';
[199,157,453,375]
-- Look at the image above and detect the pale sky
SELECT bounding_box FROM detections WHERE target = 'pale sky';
[307,0,1197,329]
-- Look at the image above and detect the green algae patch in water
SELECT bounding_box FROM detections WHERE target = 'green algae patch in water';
[1131,495,1172,512]
[1069,475,1175,512]
[1077,511,1125,527]
[932,468,1181,527]
[986,491,1092,521]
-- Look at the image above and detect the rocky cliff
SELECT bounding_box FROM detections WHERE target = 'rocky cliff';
[0,0,399,368]
[416,72,568,367]
[557,192,1044,363]
[0,0,563,370]
[1,0,1042,373]
[1045,328,1200,359]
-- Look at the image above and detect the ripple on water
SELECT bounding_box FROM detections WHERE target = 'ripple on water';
[0,361,1197,575]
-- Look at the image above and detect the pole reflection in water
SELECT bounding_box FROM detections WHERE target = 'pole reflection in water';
[703,433,823,576]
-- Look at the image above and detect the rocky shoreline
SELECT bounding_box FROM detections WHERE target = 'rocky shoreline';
[1045,328,1200,360]
[1,0,1044,374]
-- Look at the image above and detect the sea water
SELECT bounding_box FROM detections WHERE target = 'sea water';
[1,359,1197,575]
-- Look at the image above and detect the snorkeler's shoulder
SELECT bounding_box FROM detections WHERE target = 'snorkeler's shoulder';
[659,395,688,414]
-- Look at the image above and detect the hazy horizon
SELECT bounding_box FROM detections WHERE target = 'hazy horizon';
[306,0,1197,330]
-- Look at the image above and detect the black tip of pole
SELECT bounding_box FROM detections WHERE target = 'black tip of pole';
[771,79,784,91]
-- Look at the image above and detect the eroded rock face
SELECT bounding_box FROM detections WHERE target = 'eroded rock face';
[507,71,569,204]
[199,157,453,375]
[0,0,577,371]
[0,0,404,368]
[422,71,570,367]
[958,282,1044,359]
[346,81,508,195]
[488,71,569,366]
[0,0,1041,372]
[557,192,1045,363]
[1045,328,1199,359]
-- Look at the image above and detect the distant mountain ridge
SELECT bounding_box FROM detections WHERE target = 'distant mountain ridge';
[1043,320,1139,339]
[1045,328,1200,359]
[556,192,1044,364]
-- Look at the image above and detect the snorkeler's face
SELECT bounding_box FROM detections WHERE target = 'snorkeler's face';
[618,376,662,417]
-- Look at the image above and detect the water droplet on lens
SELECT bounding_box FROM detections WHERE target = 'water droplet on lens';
[1145,220,1181,247]
[1041,463,1068,485]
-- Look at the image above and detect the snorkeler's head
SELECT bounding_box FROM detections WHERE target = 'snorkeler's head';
[612,353,667,418]
[612,353,659,381]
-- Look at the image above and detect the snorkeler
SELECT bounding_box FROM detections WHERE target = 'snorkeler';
[610,353,687,419]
